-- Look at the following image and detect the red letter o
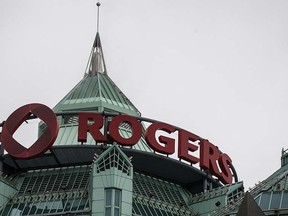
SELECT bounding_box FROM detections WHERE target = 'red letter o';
[109,115,142,146]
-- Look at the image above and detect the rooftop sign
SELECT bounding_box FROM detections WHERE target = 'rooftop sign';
[0,103,234,184]
[0,103,59,159]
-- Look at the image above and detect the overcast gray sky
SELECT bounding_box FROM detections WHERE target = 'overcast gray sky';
[1,0,288,189]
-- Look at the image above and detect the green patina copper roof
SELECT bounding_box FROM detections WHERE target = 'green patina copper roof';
[48,32,152,152]
[189,181,244,216]
[189,181,244,204]
[53,33,140,117]
[93,143,133,174]
[211,150,288,216]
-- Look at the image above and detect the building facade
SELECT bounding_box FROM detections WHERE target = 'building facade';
[212,149,288,216]
[4,27,282,216]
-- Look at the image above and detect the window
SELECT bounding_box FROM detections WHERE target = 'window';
[259,193,271,210]
[270,191,281,209]
[281,192,288,208]
[105,188,121,216]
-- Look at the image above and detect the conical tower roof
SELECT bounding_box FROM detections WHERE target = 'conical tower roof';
[47,31,151,152]
[53,33,140,117]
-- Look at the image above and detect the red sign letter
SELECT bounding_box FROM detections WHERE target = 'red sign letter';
[1,103,59,159]
[200,140,221,178]
[219,153,233,184]
[145,122,176,154]
[109,115,142,146]
[178,130,200,164]
[78,113,107,143]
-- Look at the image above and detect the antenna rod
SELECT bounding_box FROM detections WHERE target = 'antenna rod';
[97,2,100,32]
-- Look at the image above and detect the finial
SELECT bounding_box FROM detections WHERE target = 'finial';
[84,1,106,77]
[97,2,101,33]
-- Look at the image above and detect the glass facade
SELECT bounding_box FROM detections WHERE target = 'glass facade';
[0,166,91,216]
[256,190,288,210]
[0,27,245,216]
[105,188,121,216]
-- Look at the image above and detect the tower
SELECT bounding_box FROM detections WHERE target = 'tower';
[0,3,242,216]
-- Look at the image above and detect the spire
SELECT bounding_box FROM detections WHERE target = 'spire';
[89,33,106,75]
[84,2,106,77]
[53,1,141,117]
[96,2,100,33]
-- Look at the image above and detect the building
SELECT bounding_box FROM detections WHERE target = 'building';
[2,6,288,215]
[2,9,288,216]
[6,3,288,214]
[212,149,288,216]
[0,14,248,215]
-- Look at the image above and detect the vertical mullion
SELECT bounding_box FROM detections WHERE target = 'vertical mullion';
[76,167,90,211]
[38,170,54,215]
[54,167,69,213]
[68,168,82,211]
[47,172,59,214]
[33,169,49,214]
[22,172,34,195]
[75,168,89,210]
[60,167,74,213]
[26,171,46,215]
